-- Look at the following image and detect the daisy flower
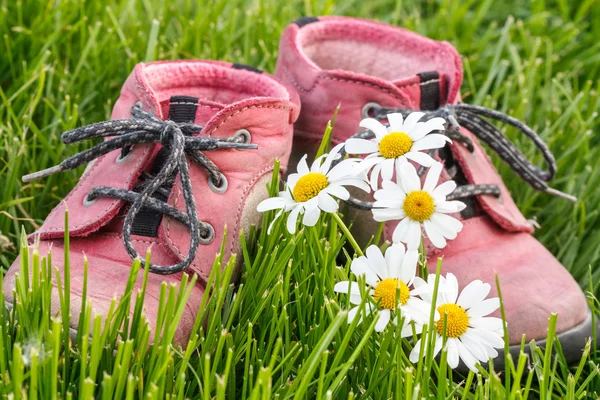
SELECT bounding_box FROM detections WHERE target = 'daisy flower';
[409,273,505,372]
[372,162,465,250]
[257,143,369,234]
[345,112,449,189]
[333,244,435,334]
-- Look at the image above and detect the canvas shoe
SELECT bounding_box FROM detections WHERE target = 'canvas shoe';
[275,16,592,365]
[3,60,300,344]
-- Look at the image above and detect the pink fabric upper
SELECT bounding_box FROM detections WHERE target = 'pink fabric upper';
[36,60,299,282]
[4,61,299,342]
[275,16,588,343]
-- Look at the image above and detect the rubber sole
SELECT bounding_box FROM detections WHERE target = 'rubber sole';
[459,308,598,374]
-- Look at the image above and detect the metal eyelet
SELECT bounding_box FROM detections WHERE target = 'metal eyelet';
[361,102,382,118]
[83,193,98,207]
[199,223,215,245]
[233,129,251,147]
[115,148,132,164]
[208,173,228,194]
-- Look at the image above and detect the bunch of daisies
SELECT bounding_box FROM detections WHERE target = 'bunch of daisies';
[257,112,504,372]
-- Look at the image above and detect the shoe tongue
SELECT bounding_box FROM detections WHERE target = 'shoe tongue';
[157,95,225,126]
[101,94,220,235]
[392,71,449,111]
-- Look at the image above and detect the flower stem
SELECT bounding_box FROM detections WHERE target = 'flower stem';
[332,212,364,257]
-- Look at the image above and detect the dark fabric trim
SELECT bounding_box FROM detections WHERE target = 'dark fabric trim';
[130,96,199,237]
[417,71,440,111]
[295,16,319,27]
[232,63,263,74]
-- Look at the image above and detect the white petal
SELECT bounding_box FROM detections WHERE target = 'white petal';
[333,178,371,193]
[375,309,391,332]
[370,162,383,191]
[345,138,378,154]
[404,151,435,167]
[423,162,443,193]
[410,117,447,141]
[317,192,338,213]
[431,180,457,199]
[372,207,405,222]
[267,209,284,234]
[467,298,500,318]
[456,339,480,372]
[411,134,451,152]
[394,219,421,250]
[296,155,309,175]
[435,200,467,213]
[323,184,350,201]
[409,339,423,363]
[446,338,460,369]
[384,243,405,279]
[286,205,302,234]
[469,328,505,348]
[382,179,406,195]
[381,158,395,181]
[348,306,360,324]
[387,113,404,131]
[359,118,388,139]
[469,317,503,332]
[399,163,421,193]
[444,273,460,305]
[350,257,379,287]
[460,332,490,362]
[302,206,321,226]
[400,250,419,284]
[423,219,447,249]
[355,156,384,174]
[326,157,357,181]
[402,112,425,132]
[403,298,432,324]
[429,213,462,240]
[366,245,388,280]
[334,281,362,295]
[257,197,287,212]
[457,280,491,309]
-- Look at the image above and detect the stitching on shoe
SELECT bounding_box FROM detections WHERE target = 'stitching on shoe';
[39,145,153,233]
[205,105,292,137]
[95,233,161,245]
[397,79,440,89]
[281,64,405,103]
[230,163,276,255]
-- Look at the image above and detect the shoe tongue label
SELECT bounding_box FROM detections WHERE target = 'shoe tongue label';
[168,95,199,123]
[130,96,199,237]
[416,71,440,110]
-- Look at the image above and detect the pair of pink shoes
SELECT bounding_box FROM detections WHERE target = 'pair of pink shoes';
[4,16,591,364]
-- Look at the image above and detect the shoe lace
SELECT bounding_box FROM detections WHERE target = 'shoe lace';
[23,102,257,275]
[344,102,576,210]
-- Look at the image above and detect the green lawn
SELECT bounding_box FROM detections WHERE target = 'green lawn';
[1,0,600,398]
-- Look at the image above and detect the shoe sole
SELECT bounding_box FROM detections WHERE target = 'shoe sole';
[5,300,596,373]
[466,308,598,374]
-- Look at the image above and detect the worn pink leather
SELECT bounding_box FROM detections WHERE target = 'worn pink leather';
[276,16,588,343]
[3,60,300,343]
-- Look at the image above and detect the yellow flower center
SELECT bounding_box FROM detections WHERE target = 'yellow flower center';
[403,191,435,222]
[436,303,470,338]
[373,278,410,310]
[293,172,329,203]
[378,132,413,159]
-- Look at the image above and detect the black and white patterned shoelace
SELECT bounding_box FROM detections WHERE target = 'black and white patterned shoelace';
[23,103,257,275]
[344,103,576,210]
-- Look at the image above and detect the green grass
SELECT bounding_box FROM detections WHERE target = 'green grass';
[1,0,600,398]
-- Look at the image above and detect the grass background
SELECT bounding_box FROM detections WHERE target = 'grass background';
[1,0,600,398]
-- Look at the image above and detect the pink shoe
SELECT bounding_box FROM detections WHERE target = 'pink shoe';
[276,16,592,364]
[3,60,299,343]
